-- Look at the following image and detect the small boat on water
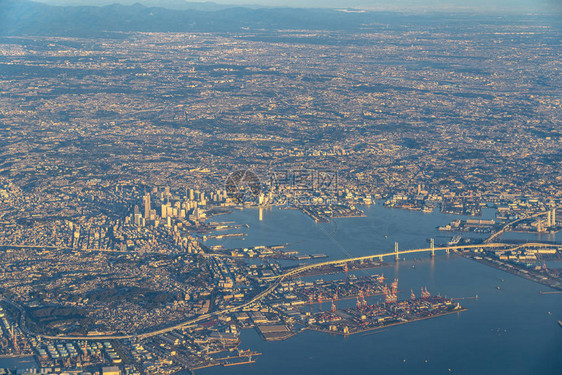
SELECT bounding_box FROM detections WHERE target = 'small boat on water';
[558,320,562,328]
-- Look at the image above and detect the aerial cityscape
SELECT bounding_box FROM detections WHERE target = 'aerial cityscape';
[0,1,561,374]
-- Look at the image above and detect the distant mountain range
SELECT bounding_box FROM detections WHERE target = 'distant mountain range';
[0,0,375,36]
[0,0,558,36]
[28,0,562,13]
[34,0,269,11]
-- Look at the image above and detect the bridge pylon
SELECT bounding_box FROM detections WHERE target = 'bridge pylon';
[430,238,435,257]
[394,242,399,262]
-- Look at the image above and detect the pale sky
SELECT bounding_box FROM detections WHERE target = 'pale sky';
[213,0,556,12]
[36,0,561,13]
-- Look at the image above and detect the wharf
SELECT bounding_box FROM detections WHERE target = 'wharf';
[310,308,468,337]
[284,261,387,278]
[460,252,562,291]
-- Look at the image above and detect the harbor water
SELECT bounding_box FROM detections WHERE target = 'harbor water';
[199,205,562,375]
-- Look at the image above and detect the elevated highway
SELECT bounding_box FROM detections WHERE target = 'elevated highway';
[7,242,558,342]
[485,211,547,243]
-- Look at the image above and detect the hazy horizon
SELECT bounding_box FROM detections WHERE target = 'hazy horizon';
[32,0,562,14]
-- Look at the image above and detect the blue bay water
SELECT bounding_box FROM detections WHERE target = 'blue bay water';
[200,205,562,375]
[0,356,37,371]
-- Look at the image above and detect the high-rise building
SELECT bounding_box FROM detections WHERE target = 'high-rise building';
[143,193,151,219]
[134,213,143,226]
[161,203,171,218]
